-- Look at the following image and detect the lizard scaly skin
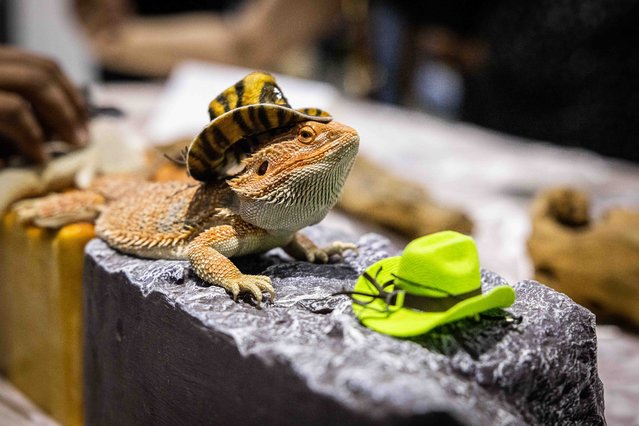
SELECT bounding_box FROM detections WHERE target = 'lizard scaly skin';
[15,120,359,304]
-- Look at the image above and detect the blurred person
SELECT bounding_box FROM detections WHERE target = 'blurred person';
[0,45,88,166]
[369,0,639,163]
[73,0,344,80]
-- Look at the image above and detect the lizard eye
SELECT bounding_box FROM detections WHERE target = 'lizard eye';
[257,160,269,175]
[298,127,315,144]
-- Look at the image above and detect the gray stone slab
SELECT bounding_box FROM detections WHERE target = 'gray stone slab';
[83,226,605,425]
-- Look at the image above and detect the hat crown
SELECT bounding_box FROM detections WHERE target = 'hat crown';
[395,231,481,297]
[207,71,290,121]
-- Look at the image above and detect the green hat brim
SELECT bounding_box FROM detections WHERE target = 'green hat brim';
[352,257,516,337]
[187,104,332,181]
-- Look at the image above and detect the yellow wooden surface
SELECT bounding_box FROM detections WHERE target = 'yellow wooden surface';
[0,212,94,426]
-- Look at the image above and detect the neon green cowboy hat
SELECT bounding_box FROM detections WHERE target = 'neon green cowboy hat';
[349,231,516,337]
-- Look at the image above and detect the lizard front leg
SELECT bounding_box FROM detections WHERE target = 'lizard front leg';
[284,232,357,264]
[187,224,275,305]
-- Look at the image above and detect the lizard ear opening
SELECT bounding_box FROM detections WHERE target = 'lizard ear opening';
[215,184,240,209]
[257,160,269,175]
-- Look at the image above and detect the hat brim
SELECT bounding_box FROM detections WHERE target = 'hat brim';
[352,257,516,337]
[187,104,332,181]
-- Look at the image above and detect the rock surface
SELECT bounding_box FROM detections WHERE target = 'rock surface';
[83,226,605,425]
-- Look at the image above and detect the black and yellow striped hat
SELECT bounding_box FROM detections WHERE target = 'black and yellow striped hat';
[186,71,332,181]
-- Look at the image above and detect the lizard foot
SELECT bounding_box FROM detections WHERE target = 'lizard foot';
[12,190,104,228]
[223,274,275,307]
[12,198,41,224]
[307,241,359,264]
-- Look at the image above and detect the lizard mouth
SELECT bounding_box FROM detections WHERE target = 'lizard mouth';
[265,130,359,200]
[269,127,359,189]
[230,123,359,231]
[304,129,359,165]
[229,121,359,201]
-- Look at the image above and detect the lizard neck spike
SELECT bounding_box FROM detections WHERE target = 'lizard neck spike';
[186,71,333,182]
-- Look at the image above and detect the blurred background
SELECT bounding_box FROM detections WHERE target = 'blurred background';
[1,0,639,424]
[3,0,639,162]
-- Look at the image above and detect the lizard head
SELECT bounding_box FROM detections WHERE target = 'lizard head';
[226,120,359,232]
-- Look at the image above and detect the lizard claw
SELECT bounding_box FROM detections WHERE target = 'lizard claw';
[285,234,358,265]
[306,248,329,264]
[304,241,357,263]
[302,241,358,264]
[321,241,359,261]
[224,274,275,305]
[12,198,39,224]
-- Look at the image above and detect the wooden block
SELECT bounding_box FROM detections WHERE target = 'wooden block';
[0,212,93,426]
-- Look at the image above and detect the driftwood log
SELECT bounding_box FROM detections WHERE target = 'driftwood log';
[337,156,473,239]
[528,187,639,329]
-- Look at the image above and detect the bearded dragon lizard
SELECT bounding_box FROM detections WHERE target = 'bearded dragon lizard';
[14,72,360,305]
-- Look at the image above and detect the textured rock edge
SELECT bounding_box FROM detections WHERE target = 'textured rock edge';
[83,229,605,425]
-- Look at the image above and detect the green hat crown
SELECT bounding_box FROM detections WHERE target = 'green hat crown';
[395,231,481,298]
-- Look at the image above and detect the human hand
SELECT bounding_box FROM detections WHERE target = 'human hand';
[0,46,88,166]
[73,0,131,37]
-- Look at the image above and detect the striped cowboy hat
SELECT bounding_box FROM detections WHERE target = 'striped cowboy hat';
[348,231,516,337]
[186,71,332,181]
